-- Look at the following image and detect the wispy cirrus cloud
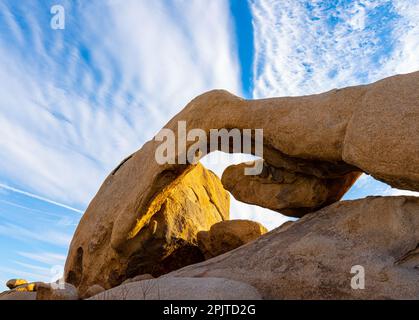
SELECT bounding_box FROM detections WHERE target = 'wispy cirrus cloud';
[0,222,72,247]
[386,0,419,74]
[251,0,419,98]
[17,251,66,266]
[0,0,241,209]
[0,199,67,220]
[0,184,83,214]
[250,0,419,199]
[0,266,52,283]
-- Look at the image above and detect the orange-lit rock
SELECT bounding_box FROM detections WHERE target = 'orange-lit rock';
[65,164,229,295]
[198,220,268,259]
[6,279,28,289]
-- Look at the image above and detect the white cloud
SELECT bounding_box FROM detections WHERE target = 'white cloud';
[0,222,72,247]
[0,0,240,208]
[0,266,51,283]
[0,199,67,220]
[0,184,83,214]
[385,0,419,74]
[12,261,52,274]
[251,0,419,98]
[17,251,66,266]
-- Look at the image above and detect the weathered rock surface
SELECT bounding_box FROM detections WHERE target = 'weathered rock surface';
[223,161,361,217]
[0,291,36,300]
[198,220,268,259]
[0,281,42,300]
[83,285,105,299]
[89,277,262,300]
[342,73,419,191]
[6,279,28,289]
[166,197,419,300]
[122,274,154,285]
[0,281,41,300]
[36,282,79,300]
[65,163,229,295]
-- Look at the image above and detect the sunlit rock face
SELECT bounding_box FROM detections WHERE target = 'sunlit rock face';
[6,279,28,290]
[65,163,229,296]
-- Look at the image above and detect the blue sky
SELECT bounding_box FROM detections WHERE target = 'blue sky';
[0,0,418,291]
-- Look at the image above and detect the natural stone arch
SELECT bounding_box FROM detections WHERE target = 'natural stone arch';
[111,71,418,249]
[65,71,419,293]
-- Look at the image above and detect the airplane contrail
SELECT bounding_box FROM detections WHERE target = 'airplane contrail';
[0,183,84,214]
